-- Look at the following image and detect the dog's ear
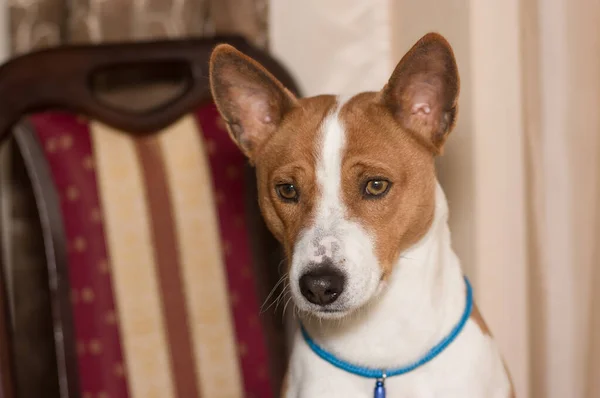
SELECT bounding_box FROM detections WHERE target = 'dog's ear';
[210,44,298,160]
[379,33,459,154]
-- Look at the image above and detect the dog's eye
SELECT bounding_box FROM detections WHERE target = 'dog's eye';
[364,179,390,198]
[276,183,299,202]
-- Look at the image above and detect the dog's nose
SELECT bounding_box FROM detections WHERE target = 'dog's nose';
[299,266,345,306]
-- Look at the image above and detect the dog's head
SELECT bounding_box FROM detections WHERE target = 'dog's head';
[209,33,459,318]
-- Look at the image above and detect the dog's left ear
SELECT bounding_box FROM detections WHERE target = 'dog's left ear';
[209,44,298,161]
[380,33,459,154]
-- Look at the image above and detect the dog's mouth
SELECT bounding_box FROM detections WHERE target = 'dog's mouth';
[298,306,351,320]
[316,308,347,316]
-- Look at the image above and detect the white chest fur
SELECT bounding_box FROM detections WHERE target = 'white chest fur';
[284,184,512,398]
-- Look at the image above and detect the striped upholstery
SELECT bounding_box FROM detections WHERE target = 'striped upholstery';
[29,104,275,398]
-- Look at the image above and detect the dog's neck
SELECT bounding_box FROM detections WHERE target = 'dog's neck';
[302,182,467,369]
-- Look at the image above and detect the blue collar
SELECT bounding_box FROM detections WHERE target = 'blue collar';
[300,276,473,380]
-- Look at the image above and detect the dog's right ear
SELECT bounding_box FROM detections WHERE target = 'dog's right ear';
[209,45,298,160]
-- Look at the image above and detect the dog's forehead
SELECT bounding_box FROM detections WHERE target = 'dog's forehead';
[254,95,334,166]
[337,92,414,156]
[260,92,402,167]
[282,94,339,151]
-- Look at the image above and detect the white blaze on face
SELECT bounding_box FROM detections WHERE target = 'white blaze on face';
[289,97,383,315]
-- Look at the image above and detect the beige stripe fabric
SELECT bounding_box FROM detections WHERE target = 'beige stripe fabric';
[159,116,243,398]
[91,115,243,398]
[91,122,176,398]
[134,135,201,398]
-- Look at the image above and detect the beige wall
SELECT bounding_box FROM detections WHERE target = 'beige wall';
[270,0,393,96]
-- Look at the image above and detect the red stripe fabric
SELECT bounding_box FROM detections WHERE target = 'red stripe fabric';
[194,104,274,398]
[30,114,130,398]
[29,105,276,398]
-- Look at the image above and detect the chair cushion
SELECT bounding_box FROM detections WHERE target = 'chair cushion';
[29,103,277,398]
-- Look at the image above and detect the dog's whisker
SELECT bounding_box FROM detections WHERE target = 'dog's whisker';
[282,296,294,317]
[273,292,286,313]
[277,258,287,274]
[273,282,291,313]
[260,273,289,313]
[262,282,288,314]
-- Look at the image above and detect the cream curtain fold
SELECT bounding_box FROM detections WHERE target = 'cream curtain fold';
[8,0,268,53]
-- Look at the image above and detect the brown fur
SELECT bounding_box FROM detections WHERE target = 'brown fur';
[255,95,337,258]
[338,93,437,278]
[255,88,439,275]
[471,303,492,335]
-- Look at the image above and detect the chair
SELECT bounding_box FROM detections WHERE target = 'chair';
[0,36,299,398]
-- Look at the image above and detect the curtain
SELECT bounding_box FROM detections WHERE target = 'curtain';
[269,0,600,397]
[525,0,600,397]
[8,0,268,53]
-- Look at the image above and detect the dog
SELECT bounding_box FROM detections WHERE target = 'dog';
[209,32,514,398]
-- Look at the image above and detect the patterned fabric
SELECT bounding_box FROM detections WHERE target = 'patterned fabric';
[29,104,274,398]
[31,114,128,398]
[8,0,269,54]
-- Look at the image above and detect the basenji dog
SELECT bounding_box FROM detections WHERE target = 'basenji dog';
[209,33,514,398]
